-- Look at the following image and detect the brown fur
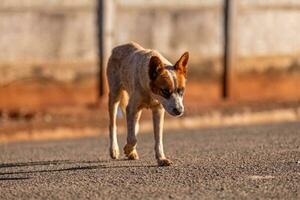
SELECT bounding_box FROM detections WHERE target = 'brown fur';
[150,70,175,96]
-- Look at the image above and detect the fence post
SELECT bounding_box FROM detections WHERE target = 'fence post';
[222,0,238,99]
[97,0,104,98]
[97,0,114,98]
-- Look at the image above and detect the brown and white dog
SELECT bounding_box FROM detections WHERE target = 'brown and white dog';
[107,42,189,166]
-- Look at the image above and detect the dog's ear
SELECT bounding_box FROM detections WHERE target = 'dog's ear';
[174,52,189,77]
[149,56,164,80]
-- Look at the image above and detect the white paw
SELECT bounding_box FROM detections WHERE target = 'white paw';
[109,147,120,159]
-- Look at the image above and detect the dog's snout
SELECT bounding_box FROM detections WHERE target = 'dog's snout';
[172,108,183,116]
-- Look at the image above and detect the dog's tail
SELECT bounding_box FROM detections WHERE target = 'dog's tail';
[118,90,128,118]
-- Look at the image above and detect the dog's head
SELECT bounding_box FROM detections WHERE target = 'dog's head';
[149,52,189,117]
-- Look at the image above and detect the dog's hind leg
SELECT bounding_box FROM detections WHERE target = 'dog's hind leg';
[107,56,125,159]
[108,90,121,159]
[124,98,142,160]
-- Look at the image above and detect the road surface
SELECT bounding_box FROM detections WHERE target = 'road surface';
[0,122,299,199]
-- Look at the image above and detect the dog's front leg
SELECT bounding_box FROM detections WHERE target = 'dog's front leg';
[124,99,142,160]
[152,106,173,166]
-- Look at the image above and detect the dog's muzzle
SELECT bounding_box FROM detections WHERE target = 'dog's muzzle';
[172,107,183,116]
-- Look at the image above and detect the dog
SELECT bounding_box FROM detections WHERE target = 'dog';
[107,42,189,166]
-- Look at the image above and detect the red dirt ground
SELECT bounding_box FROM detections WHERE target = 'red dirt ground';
[1,73,299,109]
[0,73,299,140]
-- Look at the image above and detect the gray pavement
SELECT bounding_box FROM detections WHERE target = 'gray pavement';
[0,122,299,199]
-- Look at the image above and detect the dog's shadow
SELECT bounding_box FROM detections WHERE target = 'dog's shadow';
[0,159,157,181]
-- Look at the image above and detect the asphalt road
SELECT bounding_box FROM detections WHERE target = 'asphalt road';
[0,122,299,199]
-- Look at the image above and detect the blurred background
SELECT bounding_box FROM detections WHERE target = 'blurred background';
[0,0,299,142]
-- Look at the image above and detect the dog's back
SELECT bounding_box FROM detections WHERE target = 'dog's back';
[107,42,170,96]
[109,42,144,62]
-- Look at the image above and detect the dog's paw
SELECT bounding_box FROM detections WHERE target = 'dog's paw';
[109,148,120,159]
[123,143,134,155]
[157,158,173,166]
[127,150,139,160]
[124,144,139,160]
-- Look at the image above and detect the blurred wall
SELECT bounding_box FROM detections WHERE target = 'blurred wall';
[114,0,300,75]
[113,0,223,78]
[238,0,300,72]
[0,0,98,83]
[0,0,300,84]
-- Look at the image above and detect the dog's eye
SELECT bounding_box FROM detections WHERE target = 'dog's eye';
[177,88,184,96]
[161,89,171,98]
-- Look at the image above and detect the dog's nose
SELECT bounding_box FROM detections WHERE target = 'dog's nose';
[172,108,182,116]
